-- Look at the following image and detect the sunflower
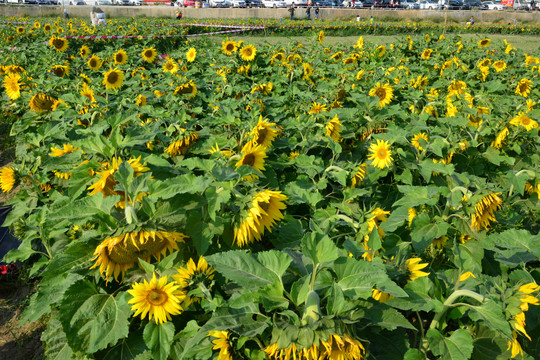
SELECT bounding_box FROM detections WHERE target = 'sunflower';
[309,102,328,115]
[447,80,467,95]
[141,47,157,63]
[87,55,103,71]
[88,157,149,197]
[471,193,503,231]
[369,82,394,108]
[367,139,393,169]
[515,78,533,98]
[411,132,428,151]
[49,143,80,157]
[265,334,365,360]
[326,115,342,142]
[318,30,324,44]
[491,127,509,149]
[173,256,215,306]
[0,167,16,193]
[44,23,52,31]
[250,116,280,148]
[251,82,273,95]
[48,37,68,52]
[208,331,233,360]
[303,62,314,80]
[29,93,57,112]
[186,47,197,63]
[355,36,364,49]
[16,26,24,34]
[51,65,69,78]
[162,58,179,74]
[80,82,96,103]
[235,142,267,178]
[113,49,127,65]
[127,273,185,324]
[3,73,21,100]
[165,132,199,156]
[265,342,320,360]
[406,258,430,282]
[239,44,257,62]
[92,230,187,281]
[234,190,287,247]
[222,39,238,55]
[174,81,198,99]
[103,68,125,90]
[509,113,538,131]
[79,45,90,58]
[421,48,433,60]
[478,38,491,47]
[136,94,147,107]
[507,332,524,359]
[351,163,368,188]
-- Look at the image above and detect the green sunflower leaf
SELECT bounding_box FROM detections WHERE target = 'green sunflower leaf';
[143,322,175,360]
[427,329,474,360]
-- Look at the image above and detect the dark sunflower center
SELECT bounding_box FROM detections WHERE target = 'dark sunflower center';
[375,88,386,100]
[90,59,97,67]
[244,49,252,57]
[255,128,268,145]
[52,39,64,49]
[144,50,153,58]
[259,201,270,212]
[519,83,528,93]
[116,54,123,62]
[107,72,119,84]
[147,289,168,306]
[54,68,64,77]
[226,43,234,51]
[243,153,255,166]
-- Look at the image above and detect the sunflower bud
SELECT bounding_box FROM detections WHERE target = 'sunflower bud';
[301,290,321,326]
[125,206,138,225]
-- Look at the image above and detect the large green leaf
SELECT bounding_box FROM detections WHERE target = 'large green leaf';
[471,326,511,360]
[143,322,175,360]
[46,194,119,223]
[301,232,339,266]
[394,185,441,208]
[410,213,451,254]
[206,250,279,290]
[427,329,473,360]
[58,281,131,353]
[364,305,416,330]
[468,300,513,338]
[148,174,212,200]
[41,316,73,360]
[256,250,292,280]
[482,229,540,266]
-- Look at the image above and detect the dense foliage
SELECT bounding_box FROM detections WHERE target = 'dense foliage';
[1,15,540,360]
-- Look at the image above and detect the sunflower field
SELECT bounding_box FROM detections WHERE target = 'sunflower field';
[1,14,540,360]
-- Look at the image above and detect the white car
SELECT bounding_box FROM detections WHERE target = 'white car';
[230,0,246,5]
[285,0,307,5]
[262,0,287,6]
[481,0,503,8]
[402,0,419,8]
[419,0,438,8]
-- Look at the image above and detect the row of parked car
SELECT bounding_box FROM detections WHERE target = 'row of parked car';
[180,0,538,8]
[0,0,142,5]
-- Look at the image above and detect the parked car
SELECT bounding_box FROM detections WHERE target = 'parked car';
[342,0,363,6]
[419,0,438,8]
[285,0,307,5]
[209,0,228,6]
[481,0,503,9]
[262,0,287,6]
[464,0,482,7]
[245,0,263,6]
[402,0,419,8]
[444,0,467,9]
[230,0,245,5]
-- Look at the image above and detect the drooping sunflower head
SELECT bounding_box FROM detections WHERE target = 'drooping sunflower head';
[318,30,325,44]
[320,334,366,359]
[51,65,70,78]
[79,45,90,58]
[29,93,57,112]
[141,47,157,63]
[87,156,150,198]
[0,167,17,193]
[351,163,368,188]
[367,139,393,169]
[234,190,287,247]
[48,143,80,157]
[173,256,215,306]
[405,257,430,282]
[250,116,280,148]
[87,55,103,71]
[411,132,428,151]
[3,73,21,100]
[356,36,364,49]
[222,39,237,55]
[478,38,491,48]
[208,331,233,360]
[174,80,198,99]
[113,49,128,65]
[165,131,199,156]
[369,82,394,108]
[515,78,533,98]
[80,82,96,103]
[103,68,125,90]
[326,114,342,142]
[92,230,188,282]
[239,44,257,62]
[127,273,185,324]
[471,193,502,231]
[49,37,69,52]
[136,94,147,107]
[186,47,197,63]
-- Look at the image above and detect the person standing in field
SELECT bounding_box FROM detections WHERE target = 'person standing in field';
[289,5,295,20]
[314,6,319,19]
[306,6,311,20]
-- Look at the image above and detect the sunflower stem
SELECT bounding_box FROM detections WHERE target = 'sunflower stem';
[309,263,319,292]
[429,289,486,330]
